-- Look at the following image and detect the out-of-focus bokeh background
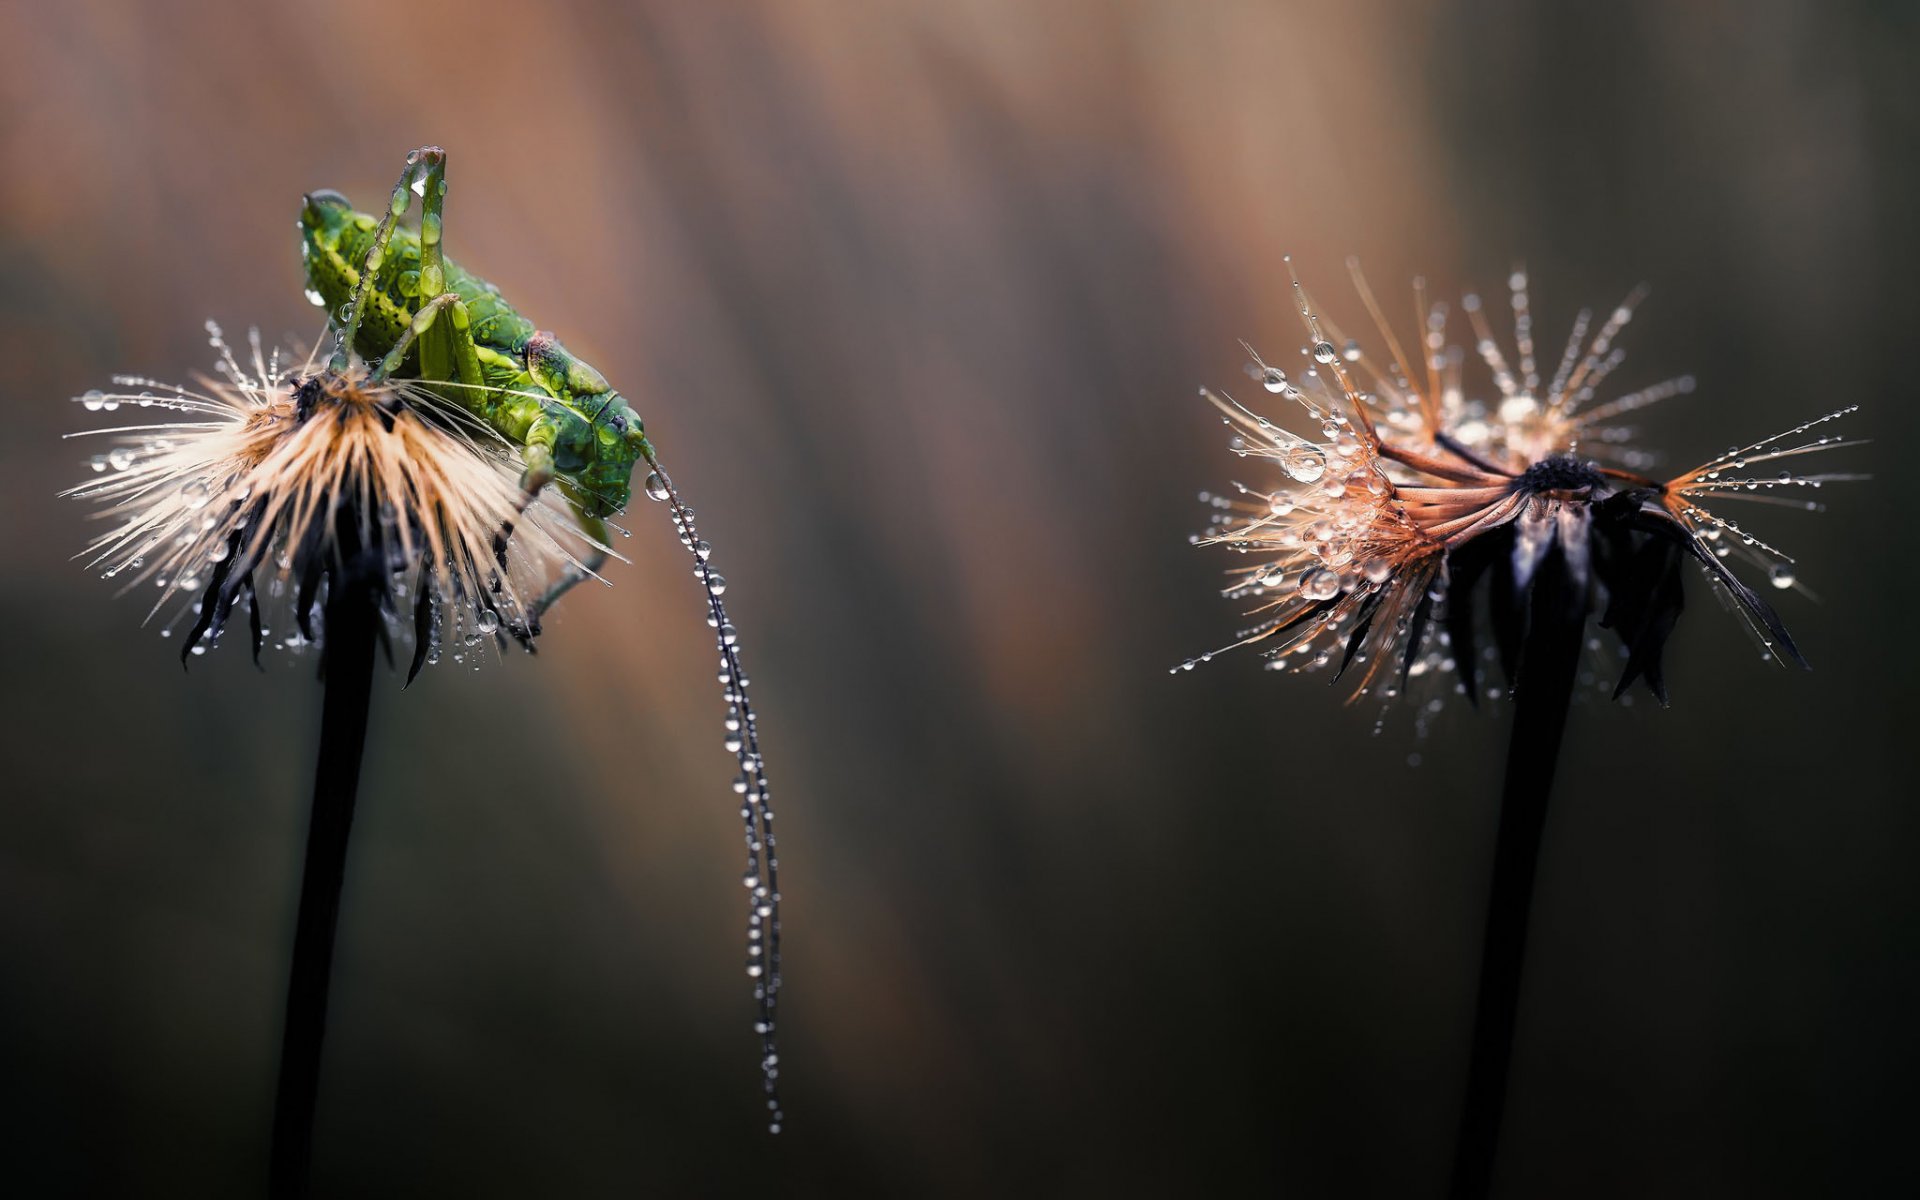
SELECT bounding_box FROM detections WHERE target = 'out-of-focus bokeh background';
[2,1,1914,1195]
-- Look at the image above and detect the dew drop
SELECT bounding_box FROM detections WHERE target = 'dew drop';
[81,389,106,411]
[1768,563,1795,590]
[475,610,500,634]
[181,480,211,509]
[1298,567,1340,601]
[643,472,670,501]
[1261,366,1287,393]
[707,572,728,595]
[107,448,135,471]
[1281,445,1326,483]
[1312,341,1337,364]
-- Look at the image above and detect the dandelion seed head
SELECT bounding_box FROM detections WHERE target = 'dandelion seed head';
[66,326,600,672]
[1187,262,1861,706]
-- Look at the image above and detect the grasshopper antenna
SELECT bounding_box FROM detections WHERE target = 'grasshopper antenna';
[640,450,785,1133]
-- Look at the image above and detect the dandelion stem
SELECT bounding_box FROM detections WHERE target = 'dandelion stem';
[271,528,380,1199]
[1449,548,1587,1200]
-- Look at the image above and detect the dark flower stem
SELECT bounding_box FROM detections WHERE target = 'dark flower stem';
[1449,551,1588,1200]
[270,541,379,1199]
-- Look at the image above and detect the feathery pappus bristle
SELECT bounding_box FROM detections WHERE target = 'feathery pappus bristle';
[65,322,607,680]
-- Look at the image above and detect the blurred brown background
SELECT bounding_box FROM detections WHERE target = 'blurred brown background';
[2,1,1915,1196]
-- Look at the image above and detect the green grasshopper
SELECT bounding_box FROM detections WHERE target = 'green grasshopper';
[300,147,783,1130]
[300,146,649,631]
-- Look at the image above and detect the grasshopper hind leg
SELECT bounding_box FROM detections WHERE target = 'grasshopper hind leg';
[489,453,610,647]
[515,492,611,639]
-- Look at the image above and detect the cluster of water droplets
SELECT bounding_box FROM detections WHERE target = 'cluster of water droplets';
[1174,326,1436,682]
[67,326,279,618]
[1665,405,1866,594]
[1185,259,1866,712]
[639,462,784,1134]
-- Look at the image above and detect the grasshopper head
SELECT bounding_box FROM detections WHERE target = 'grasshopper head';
[525,333,653,516]
[299,190,363,311]
[580,398,653,516]
[299,189,360,252]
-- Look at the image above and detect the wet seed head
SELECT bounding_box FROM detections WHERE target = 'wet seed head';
[1183,262,1861,708]
[65,325,597,676]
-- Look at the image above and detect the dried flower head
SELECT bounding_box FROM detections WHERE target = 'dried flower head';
[1185,259,1862,707]
[66,323,601,679]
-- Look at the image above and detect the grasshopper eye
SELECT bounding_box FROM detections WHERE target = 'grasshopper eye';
[604,412,628,435]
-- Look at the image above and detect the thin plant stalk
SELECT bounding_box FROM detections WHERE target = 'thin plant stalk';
[1448,549,1588,1200]
[270,529,379,1199]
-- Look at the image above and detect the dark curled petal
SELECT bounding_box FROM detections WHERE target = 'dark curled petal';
[181,531,245,665]
[373,606,394,669]
[1593,521,1641,634]
[1279,596,1341,637]
[1679,535,1808,668]
[1592,504,1671,700]
[244,577,265,668]
[1443,532,1504,707]
[1595,556,1645,642]
[1400,588,1435,689]
[1595,486,1655,528]
[1617,497,1809,670]
[1486,527,1528,688]
[211,558,244,635]
[406,581,433,687]
[295,552,324,643]
[1263,596,1341,668]
[1333,593,1384,684]
[1610,539,1685,703]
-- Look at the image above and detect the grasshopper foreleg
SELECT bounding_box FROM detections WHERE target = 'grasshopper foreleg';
[330,147,444,374]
